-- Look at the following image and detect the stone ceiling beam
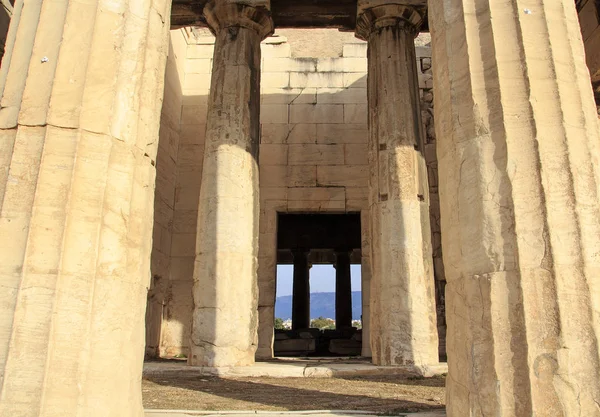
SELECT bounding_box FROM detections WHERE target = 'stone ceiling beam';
[170,0,429,31]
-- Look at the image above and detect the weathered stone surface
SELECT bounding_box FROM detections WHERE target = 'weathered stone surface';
[190,0,273,367]
[579,0,600,97]
[431,0,600,415]
[0,0,171,414]
[148,22,444,365]
[148,67,184,355]
[358,1,438,367]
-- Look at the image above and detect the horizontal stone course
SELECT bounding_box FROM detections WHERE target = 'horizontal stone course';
[343,73,368,88]
[290,72,345,88]
[259,144,288,165]
[261,43,292,58]
[262,88,317,104]
[184,73,211,91]
[181,105,208,125]
[343,42,368,57]
[261,72,290,88]
[317,87,367,104]
[261,104,289,124]
[288,144,345,165]
[289,104,344,124]
[187,44,214,58]
[262,57,317,72]
[179,124,206,145]
[344,104,368,124]
[344,144,369,165]
[317,165,368,187]
[317,123,367,144]
[184,58,212,74]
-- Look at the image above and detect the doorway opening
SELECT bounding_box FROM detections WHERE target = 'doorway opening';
[274,213,363,357]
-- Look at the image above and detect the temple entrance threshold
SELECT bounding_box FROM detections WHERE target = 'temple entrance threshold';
[143,359,447,414]
[145,411,446,417]
[144,357,448,379]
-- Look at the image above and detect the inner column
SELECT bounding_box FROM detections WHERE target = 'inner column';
[190,0,273,367]
[292,249,311,330]
[335,250,353,329]
[356,1,439,367]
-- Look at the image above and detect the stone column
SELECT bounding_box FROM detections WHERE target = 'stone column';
[356,1,438,367]
[256,221,278,359]
[360,210,372,357]
[430,0,600,415]
[190,1,273,367]
[335,250,353,329]
[292,250,311,330]
[360,260,372,356]
[0,0,170,415]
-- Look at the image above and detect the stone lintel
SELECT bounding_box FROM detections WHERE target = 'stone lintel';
[355,1,425,41]
[204,0,274,40]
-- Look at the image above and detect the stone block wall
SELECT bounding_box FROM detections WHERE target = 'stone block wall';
[420,63,446,359]
[145,29,186,358]
[146,28,445,359]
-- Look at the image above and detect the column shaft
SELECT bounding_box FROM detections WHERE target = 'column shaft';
[256,229,277,359]
[430,0,600,415]
[292,250,310,330]
[360,210,372,357]
[190,1,273,367]
[335,251,353,329]
[0,0,170,414]
[357,3,438,367]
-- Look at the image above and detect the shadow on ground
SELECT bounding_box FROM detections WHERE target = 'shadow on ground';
[143,374,446,413]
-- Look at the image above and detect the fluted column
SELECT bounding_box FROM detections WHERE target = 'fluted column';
[356,1,438,367]
[190,0,273,367]
[292,249,311,330]
[430,0,600,415]
[0,0,170,415]
[335,250,353,329]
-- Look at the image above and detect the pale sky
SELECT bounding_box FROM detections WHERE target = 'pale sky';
[276,264,362,297]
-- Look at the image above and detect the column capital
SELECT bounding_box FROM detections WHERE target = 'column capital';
[204,0,274,40]
[292,248,310,257]
[355,1,425,41]
[334,249,352,259]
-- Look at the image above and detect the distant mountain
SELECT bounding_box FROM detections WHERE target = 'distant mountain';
[275,291,362,321]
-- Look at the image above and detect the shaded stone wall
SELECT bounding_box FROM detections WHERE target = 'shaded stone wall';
[255,34,373,358]
[147,28,445,359]
[0,0,12,64]
[420,61,446,359]
[145,29,186,358]
[578,0,600,107]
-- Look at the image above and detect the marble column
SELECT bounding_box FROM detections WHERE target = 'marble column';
[0,0,171,415]
[292,250,311,330]
[356,1,438,367]
[430,0,600,415]
[190,0,273,367]
[335,250,353,329]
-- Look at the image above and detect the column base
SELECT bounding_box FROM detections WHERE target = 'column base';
[255,347,274,360]
[188,345,256,368]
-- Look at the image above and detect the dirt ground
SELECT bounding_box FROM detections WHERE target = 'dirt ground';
[142,374,446,414]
